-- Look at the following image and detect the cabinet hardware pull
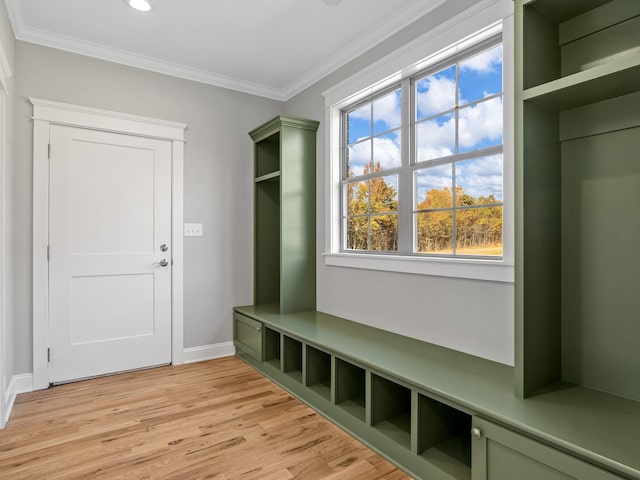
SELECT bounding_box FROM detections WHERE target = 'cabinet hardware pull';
[471,427,482,439]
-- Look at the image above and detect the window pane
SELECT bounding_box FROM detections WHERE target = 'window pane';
[374,89,402,134]
[455,154,503,206]
[346,180,369,216]
[415,166,453,210]
[416,114,455,162]
[370,214,398,251]
[373,132,401,170]
[370,174,398,213]
[416,65,456,120]
[459,44,503,106]
[458,96,503,154]
[455,206,503,256]
[347,104,371,144]
[346,216,368,250]
[415,211,453,254]
[347,139,371,177]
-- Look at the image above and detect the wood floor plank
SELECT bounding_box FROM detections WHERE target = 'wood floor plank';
[0,357,410,479]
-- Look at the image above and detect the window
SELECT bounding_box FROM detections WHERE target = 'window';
[341,39,503,258]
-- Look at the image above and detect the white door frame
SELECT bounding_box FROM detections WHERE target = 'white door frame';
[0,38,12,427]
[32,98,187,390]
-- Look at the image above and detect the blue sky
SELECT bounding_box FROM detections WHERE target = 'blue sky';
[346,44,503,202]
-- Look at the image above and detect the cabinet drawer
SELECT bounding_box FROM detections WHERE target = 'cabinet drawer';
[234,313,262,361]
[472,417,625,480]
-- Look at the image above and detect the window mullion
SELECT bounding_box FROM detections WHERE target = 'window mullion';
[397,77,412,254]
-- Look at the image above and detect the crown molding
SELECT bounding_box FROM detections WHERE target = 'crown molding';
[282,0,447,100]
[6,0,447,102]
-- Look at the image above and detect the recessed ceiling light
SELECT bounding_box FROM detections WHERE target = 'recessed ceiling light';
[128,0,152,12]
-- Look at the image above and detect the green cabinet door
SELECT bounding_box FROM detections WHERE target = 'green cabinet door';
[471,418,624,480]
[234,312,262,361]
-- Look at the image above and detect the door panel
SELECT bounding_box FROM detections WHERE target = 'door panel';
[472,417,624,480]
[49,125,172,383]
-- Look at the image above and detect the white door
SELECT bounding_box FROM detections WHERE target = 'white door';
[48,125,172,384]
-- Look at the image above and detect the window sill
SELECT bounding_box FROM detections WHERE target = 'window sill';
[323,252,514,283]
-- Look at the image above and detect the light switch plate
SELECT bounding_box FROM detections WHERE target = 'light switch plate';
[184,223,203,237]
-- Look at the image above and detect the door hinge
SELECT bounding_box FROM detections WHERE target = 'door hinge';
[47,348,51,363]
[48,143,51,159]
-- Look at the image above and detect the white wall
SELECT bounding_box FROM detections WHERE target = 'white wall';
[285,0,514,365]
[0,0,15,423]
[12,41,283,374]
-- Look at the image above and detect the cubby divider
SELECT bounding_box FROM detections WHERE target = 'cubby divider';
[283,336,303,383]
[335,358,366,422]
[305,345,331,401]
[371,374,412,449]
[263,327,281,370]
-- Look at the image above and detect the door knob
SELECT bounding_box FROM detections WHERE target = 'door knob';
[160,244,168,252]
[154,259,169,267]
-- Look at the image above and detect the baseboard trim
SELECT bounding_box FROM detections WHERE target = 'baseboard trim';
[4,373,34,424]
[183,342,235,364]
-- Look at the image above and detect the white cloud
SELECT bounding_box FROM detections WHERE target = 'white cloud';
[416,115,455,161]
[458,97,503,150]
[417,75,456,118]
[348,134,401,175]
[460,45,502,74]
[456,154,503,200]
[373,91,401,130]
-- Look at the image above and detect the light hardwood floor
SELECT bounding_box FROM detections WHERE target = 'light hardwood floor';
[0,356,410,479]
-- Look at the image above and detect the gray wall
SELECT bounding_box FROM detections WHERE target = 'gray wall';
[285,0,514,365]
[13,41,282,373]
[1,0,15,396]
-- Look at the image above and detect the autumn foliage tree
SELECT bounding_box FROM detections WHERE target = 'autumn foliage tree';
[346,164,502,255]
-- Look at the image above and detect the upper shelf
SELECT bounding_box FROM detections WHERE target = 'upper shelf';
[522,53,640,110]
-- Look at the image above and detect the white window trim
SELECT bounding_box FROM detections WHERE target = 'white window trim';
[323,0,514,283]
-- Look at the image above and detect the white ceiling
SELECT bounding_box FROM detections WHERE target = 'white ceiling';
[5,0,445,101]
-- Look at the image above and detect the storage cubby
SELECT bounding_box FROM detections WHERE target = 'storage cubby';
[283,336,303,383]
[263,327,281,370]
[516,0,640,402]
[371,374,411,449]
[521,0,640,110]
[255,178,280,308]
[305,345,331,401]
[335,358,366,422]
[255,132,280,179]
[417,394,471,480]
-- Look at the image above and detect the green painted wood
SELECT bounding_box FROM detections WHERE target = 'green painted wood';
[561,123,640,402]
[371,373,412,450]
[561,15,640,77]
[523,3,560,89]
[234,305,640,479]
[263,326,281,370]
[282,335,303,383]
[305,345,331,401]
[335,357,366,422]
[233,313,262,361]
[518,100,562,397]
[254,180,280,306]
[472,417,624,480]
[524,0,610,24]
[559,0,640,45]
[237,352,463,480]
[249,115,319,315]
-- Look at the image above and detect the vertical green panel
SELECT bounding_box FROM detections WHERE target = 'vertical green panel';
[280,124,317,313]
[517,101,562,397]
[561,124,640,402]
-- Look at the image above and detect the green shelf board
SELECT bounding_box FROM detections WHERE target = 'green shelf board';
[308,382,331,401]
[420,434,471,480]
[254,170,280,183]
[522,55,640,110]
[337,398,366,422]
